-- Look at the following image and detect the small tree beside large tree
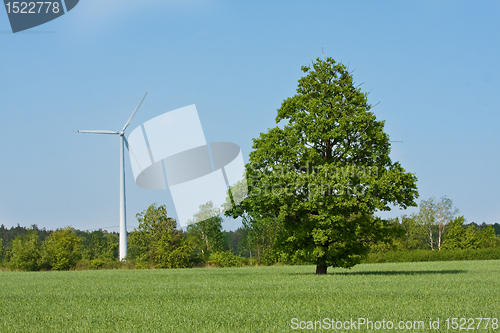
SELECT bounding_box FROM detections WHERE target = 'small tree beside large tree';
[186,201,228,263]
[129,204,193,268]
[228,56,418,274]
[417,196,458,250]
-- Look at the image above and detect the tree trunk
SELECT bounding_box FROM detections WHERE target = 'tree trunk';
[438,227,442,251]
[429,227,434,251]
[316,265,327,275]
[256,241,261,263]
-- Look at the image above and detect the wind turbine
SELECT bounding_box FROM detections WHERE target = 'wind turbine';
[75,93,147,261]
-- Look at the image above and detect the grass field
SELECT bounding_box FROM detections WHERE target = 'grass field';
[1,261,499,332]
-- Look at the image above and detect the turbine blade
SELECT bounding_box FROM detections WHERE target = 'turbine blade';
[74,130,119,134]
[124,137,145,175]
[122,93,147,132]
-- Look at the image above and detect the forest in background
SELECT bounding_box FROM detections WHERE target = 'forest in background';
[1,196,500,271]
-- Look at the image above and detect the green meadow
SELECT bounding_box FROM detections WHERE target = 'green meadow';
[1,261,499,332]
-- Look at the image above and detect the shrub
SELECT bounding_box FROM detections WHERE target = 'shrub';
[208,251,243,267]
[90,258,104,269]
[76,259,128,270]
[153,232,194,269]
[165,245,193,268]
[363,248,500,264]
[134,257,152,270]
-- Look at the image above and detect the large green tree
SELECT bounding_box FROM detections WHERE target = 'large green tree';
[229,56,418,274]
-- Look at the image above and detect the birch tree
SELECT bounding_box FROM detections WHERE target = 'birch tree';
[417,198,436,250]
[435,197,458,250]
[417,196,458,250]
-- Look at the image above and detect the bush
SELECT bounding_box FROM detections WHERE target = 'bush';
[363,248,500,264]
[153,233,194,269]
[75,259,129,270]
[165,245,194,268]
[134,257,152,269]
[90,258,104,269]
[208,251,244,267]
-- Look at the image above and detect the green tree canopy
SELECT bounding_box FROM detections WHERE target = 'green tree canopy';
[417,196,458,250]
[82,231,118,262]
[397,214,427,250]
[228,56,418,274]
[40,227,83,271]
[130,203,193,268]
[187,201,228,262]
[8,230,40,271]
[443,216,499,250]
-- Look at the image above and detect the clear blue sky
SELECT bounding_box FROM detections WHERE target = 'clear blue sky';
[1,0,499,232]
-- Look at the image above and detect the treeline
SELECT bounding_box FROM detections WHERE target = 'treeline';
[0,203,248,271]
[377,197,500,252]
[363,197,500,263]
[1,198,500,271]
[0,225,119,271]
[225,197,500,265]
[363,217,500,263]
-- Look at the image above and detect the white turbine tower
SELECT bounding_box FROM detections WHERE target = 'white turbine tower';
[75,93,147,261]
